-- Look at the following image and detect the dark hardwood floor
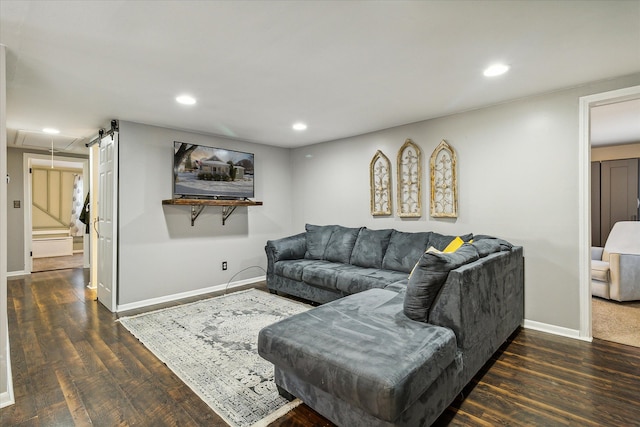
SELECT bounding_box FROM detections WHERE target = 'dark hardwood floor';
[2,268,639,426]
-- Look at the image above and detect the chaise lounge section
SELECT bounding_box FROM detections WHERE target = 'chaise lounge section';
[259,225,524,426]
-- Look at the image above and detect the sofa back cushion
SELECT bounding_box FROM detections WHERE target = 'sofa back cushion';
[324,226,363,263]
[304,224,336,260]
[350,228,393,268]
[403,244,480,322]
[381,230,432,273]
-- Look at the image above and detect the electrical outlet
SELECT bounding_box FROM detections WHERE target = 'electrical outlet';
[222,261,228,271]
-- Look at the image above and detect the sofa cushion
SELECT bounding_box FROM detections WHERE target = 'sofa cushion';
[324,226,362,263]
[335,268,408,295]
[350,228,393,268]
[274,259,325,281]
[258,289,457,422]
[591,260,610,282]
[301,261,352,290]
[304,224,336,260]
[427,232,473,252]
[381,230,432,273]
[384,279,408,293]
[404,244,479,322]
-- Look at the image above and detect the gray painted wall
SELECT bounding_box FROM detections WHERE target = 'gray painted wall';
[117,121,294,305]
[6,148,89,273]
[291,73,640,331]
[6,148,24,272]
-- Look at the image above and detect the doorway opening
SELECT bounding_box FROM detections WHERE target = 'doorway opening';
[578,84,640,343]
[23,153,90,274]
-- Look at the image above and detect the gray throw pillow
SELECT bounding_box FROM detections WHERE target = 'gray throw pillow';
[350,228,393,268]
[324,226,363,264]
[403,244,479,322]
[381,230,432,273]
[304,224,336,260]
[471,238,503,257]
[473,235,514,252]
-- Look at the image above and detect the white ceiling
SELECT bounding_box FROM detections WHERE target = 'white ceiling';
[590,99,640,147]
[1,0,640,153]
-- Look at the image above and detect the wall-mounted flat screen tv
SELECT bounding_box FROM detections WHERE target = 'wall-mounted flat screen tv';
[173,141,255,199]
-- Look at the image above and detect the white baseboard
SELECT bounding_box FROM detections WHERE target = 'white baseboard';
[1,325,15,408]
[116,275,266,313]
[6,270,28,278]
[523,319,591,342]
[0,391,14,409]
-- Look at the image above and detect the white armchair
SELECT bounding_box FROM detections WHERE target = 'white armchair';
[591,221,640,301]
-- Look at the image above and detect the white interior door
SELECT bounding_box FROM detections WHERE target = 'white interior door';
[97,132,118,311]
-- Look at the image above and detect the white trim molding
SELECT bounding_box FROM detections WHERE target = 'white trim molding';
[116,276,266,313]
[577,85,640,341]
[523,319,588,341]
[1,43,14,409]
[0,323,14,408]
[6,270,28,278]
[0,392,15,409]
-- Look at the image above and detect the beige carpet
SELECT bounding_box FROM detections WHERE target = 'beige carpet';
[592,297,640,348]
[32,253,85,272]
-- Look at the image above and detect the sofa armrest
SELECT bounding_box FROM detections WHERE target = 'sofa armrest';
[608,253,640,301]
[592,246,604,260]
[265,233,307,274]
[428,247,524,382]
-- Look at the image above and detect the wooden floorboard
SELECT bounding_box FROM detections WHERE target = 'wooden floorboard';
[2,268,639,426]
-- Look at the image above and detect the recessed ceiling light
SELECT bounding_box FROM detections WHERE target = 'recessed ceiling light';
[176,95,196,105]
[483,63,510,77]
[292,122,307,131]
[42,128,60,134]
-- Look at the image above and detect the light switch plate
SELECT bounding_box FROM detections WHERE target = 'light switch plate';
[13,200,20,208]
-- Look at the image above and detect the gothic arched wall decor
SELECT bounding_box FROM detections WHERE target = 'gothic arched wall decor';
[370,150,392,216]
[430,140,458,218]
[397,139,422,218]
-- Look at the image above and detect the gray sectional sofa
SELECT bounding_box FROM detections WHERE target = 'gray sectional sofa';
[259,224,524,427]
[264,224,474,304]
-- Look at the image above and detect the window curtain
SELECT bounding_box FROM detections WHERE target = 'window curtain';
[69,174,84,236]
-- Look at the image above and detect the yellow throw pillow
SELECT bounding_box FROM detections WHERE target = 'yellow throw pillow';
[443,236,464,253]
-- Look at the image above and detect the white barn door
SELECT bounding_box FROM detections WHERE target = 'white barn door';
[97,131,118,312]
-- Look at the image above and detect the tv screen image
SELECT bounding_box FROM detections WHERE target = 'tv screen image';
[173,141,255,199]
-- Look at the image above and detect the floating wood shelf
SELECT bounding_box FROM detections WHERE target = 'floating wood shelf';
[162,199,263,226]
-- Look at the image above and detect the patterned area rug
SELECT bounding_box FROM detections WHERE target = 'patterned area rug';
[119,289,309,427]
